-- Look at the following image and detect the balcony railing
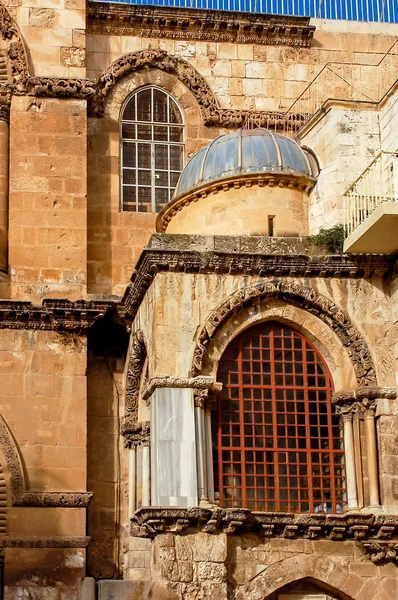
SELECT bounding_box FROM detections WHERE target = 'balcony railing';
[91,0,398,23]
[344,151,398,235]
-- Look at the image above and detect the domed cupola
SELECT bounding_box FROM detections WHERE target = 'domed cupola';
[156,128,319,237]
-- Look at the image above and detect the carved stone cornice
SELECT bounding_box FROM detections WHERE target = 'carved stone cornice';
[0,536,90,548]
[157,172,316,233]
[141,375,220,402]
[13,492,92,508]
[131,507,398,549]
[87,2,315,47]
[0,299,113,332]
[121,244,394,324]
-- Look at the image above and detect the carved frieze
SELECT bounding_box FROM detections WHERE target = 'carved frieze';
[122,329,147,430]
[141,375,220,402]
[362,542,398,564]
[87,2,315,47]
[332,387,397,418]
[28,77,96,99]
[0,299,112,332]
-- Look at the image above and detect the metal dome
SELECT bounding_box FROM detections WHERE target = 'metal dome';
[174,128,319,199]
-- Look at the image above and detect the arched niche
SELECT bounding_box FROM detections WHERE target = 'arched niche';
[190,280,376,390]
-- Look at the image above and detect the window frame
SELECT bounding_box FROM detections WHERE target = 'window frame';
[120,86,185,213]
[212,321,346,514]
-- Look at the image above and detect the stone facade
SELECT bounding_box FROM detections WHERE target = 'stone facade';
[0,0,395,598]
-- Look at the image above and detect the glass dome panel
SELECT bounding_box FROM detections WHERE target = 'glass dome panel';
[203,133,239,182]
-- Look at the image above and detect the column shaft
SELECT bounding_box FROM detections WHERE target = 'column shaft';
[343,415,358,510]
[142,445,150,507]
[128,446,136,518]
[204,411,215,502]
[364,414,381,508]
[195,406,208,503]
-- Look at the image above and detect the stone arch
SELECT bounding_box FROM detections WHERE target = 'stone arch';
[236,555,357,600]
[0,1,29,87]
[0,414,25,504]
[190,279,376,387]
[91,49,218,120]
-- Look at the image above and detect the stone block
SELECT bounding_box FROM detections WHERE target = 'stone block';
[197,562,226,582]
[98,580,153,600]
[29,7,55,27]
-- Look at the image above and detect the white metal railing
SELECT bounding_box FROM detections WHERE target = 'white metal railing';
[344,151,398,235]
[90,0,398,22]
[282,39,398,136]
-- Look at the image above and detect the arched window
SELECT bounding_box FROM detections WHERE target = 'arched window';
[212,321,345,513]
[120,87,185,212]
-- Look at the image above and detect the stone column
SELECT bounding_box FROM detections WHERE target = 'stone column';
[0,102,9,273]
[357,394,381,509]
[333,393,358,510]
[128,445,137,518]
[194,390,208,505]
[142,441,151,507]
[204,408,215,503]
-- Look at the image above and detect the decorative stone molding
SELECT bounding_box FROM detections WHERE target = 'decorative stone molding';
[0,2,29,89]
[88,48,306,131]
[141,375,221,402]
[189,280,376,386]
[87,2,315,47]
[0,414,92,507]
[0,536,90,548]
[131,507,398,544]
[122,330,147,431]
[121,243,394,321]
[13,492,92,507]
[0,299,112,331]
[157,172,316,233]
[193,387,219,410]
[0,86,10,122]
[27,77,96,99]
[361,541,398,564]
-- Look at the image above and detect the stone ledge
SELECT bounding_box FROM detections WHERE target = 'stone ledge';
[0,536,90,548]
[87,2,315,47]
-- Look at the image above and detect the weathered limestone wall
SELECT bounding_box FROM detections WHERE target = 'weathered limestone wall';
[86,23,397,111]
[5,0,85,78]
[124,532,398,600]
[301,107,380,233]
[9,96,87,301]
[380,85,398,152]
[0,328,88,598]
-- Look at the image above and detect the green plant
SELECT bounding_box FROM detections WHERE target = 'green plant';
[309,224,345,254]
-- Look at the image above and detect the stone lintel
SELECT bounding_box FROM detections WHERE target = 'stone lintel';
[87,2,315,47]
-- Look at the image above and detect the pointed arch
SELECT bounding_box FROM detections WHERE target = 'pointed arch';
[0,1,29,86]
[190,280,376,387]
[236,555,357,600]
[0,415,25,503]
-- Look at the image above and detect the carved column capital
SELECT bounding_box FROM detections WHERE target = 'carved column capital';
[332,391,357,420]
[121,420,150,448]
[193,387,220,410]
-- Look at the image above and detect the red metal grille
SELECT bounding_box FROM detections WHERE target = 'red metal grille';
[212,321,346,513]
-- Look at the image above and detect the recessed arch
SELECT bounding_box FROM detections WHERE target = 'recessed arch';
[235,555,357,600]
[190,280,376,388]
